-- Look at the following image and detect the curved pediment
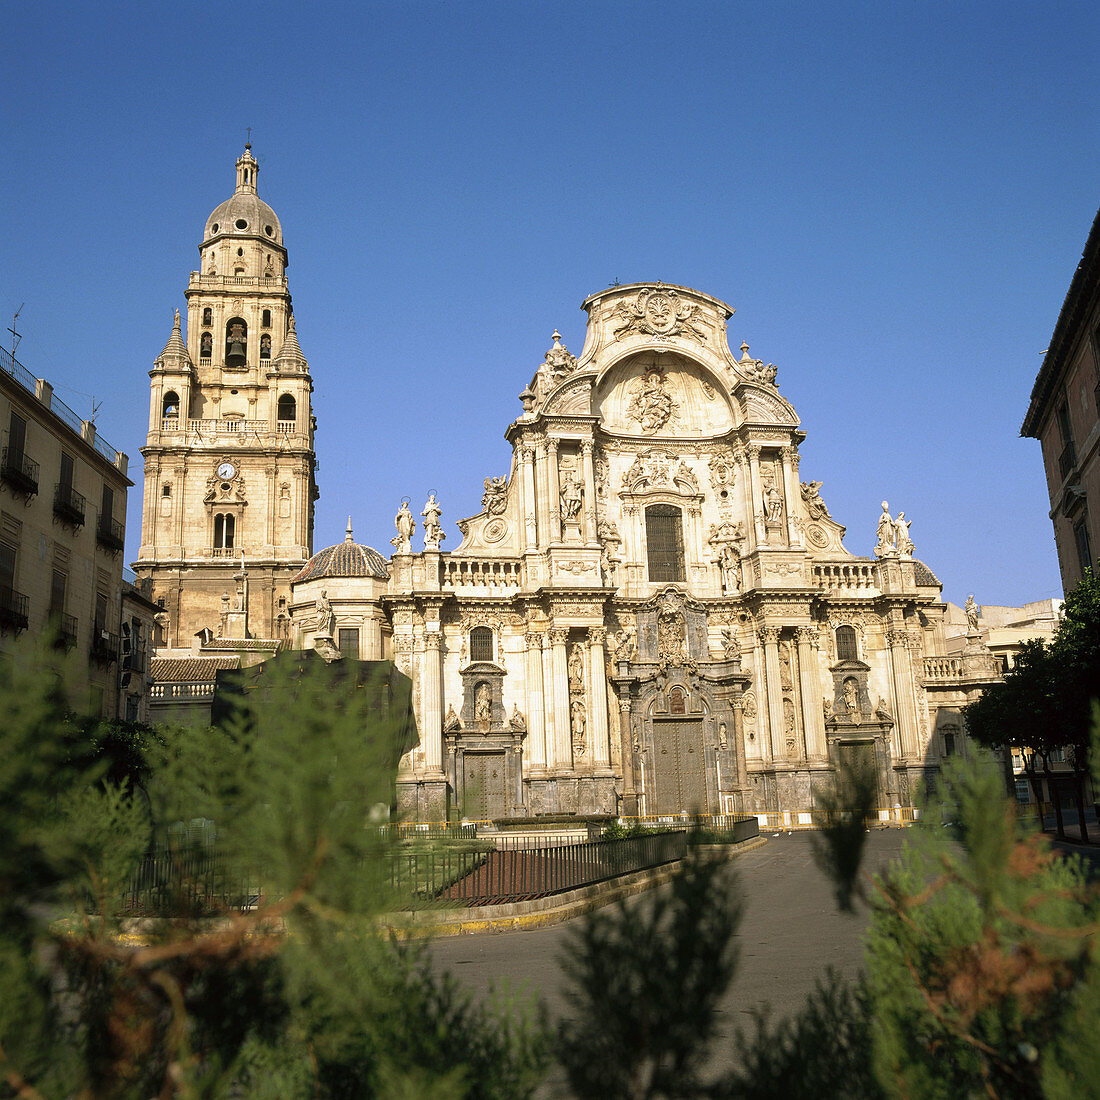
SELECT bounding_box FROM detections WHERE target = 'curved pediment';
[542,374,594,416]
[738,384,800,427]
[594,351,737,438]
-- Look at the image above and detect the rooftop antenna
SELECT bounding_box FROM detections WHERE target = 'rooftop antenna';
[8,303,23,358]
[91,396,103,424]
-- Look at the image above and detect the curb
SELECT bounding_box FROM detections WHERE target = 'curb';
[384,835,769,938]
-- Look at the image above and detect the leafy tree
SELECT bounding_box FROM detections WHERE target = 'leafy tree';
[0,637,547,1099]
[811,752,879,913]
[557,838,741,1100]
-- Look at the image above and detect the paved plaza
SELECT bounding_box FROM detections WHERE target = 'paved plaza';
[430,830,909,1090]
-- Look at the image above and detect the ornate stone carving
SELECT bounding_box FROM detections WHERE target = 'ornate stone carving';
[707,447,737,493]
[620,449,699,495]
[570,699,587,755]
[509,705,527,733]
[543,330,577,377]
[615,625,636,661]
[965,594,980,635]
[626,368,679,434]
[589,626,607,645]
[392,498,414,552]
[568,643,585,692]
[555,559,597,576]
[800,481,831,519]
[737,342,779,386]
[657,597,687,665]
[779,641,794,690]
[758,625,781,646]
[548,627,569,647]
[444,704,461,733]
[481,476,508,515]
[612,287,709,344]
[474,682,492,731]
[559,469,583,522]
[421,493,444,549]
[805,523,830,549]
[874,501,913,559]
[762,480,783,523]
[718,544,741,594]
[720,627,740,660]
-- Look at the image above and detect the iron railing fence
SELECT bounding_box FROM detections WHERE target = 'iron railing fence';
[622,812,760,844]
[124,843,263,916]
[393,829,688,908]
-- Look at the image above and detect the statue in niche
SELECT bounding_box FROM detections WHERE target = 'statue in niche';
[965,594,980,634]
[481,476,508,515]
[315,589,335,639]
[719,544,741,593]
[783,698,797,753]
[875,501,896,557]
[600,544,619,587]
[444,704,461,733]
[474,682,492,731]
[571,699,587,742]
[842,677,860,723]
[615,626,636,662]
[763,481,783,522]
[421,493,443,548]
[627,369,678,434]
[568,644,585,692]
[800,480,831,519]
[264,254,275,277]
[392,499,415,552]
[778,642,794,690]
[893,511,913,557]
[560,471,582,522]
[718,722,728,748]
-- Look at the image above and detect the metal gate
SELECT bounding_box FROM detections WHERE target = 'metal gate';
[463,751,508,821]
[652,719,707,814]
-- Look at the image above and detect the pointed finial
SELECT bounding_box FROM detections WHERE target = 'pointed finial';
[551,330,562,347]
[345,516,354,543]
[246,126,252,150]
[740,341,750,357]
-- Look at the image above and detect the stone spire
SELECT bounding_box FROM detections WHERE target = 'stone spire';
[272,314,308,372]
[158,309,192,367]
[345,516,354,543]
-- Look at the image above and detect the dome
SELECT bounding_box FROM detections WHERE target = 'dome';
[203,145,284,247]
[293,521,389,583]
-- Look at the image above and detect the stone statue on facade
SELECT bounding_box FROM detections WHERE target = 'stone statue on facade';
[509,705,527,733]
[475,683,492,730]
[568,644,585,692]
[800,480,831,519]
[421,493,443,548]
[570,698,587,742]
[600,543,619,588]
[875,500,896,557]
[560,472,583,522]
[763,482,783,523]
[627,369,677,434]
[965,594,980,635]
[481,476,508,515]
[315,588,336,639]
[893,511,913,558]
[719,544,741,593]
[444,704,461,733]
[615,625,636,662]
[392,499,415,552]
[721,627,740,660]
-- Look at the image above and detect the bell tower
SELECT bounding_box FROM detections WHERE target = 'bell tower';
[134,145,318,647]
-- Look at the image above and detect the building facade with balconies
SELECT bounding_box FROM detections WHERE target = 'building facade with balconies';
[1023,205,1100,590]
[0,344,131,714]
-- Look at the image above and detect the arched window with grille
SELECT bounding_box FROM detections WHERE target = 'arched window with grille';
[645,504,685,583]
[835,625,858,661]
[470,626,493,663]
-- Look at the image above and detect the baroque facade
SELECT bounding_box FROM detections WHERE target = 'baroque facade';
[140,149,1001,821]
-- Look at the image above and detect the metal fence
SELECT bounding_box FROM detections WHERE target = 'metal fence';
[393,829,688,908]
[124,843,262,915]
[623,812,760,843]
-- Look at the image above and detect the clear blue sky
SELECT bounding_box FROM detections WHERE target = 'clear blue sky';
[4,1,1098,609]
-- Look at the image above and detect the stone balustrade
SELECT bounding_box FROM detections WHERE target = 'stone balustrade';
[149,681,217,702]
[188,272,287,288]
[440,557,523,588]
[811,562,877,592]
[923,656,965,682]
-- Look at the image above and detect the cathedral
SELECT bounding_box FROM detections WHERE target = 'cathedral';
[138,149,1002,822]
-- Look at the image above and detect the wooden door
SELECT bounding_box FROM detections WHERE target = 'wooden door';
[652,719,707,814]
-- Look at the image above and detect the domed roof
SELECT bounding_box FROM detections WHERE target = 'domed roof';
[293,520,389,584]
[203,145,284,247]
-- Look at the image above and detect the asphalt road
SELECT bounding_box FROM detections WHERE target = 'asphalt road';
[429,830,908,1094]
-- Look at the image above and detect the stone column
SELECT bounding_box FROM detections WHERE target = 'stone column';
[747,445,765,545]
[533,441,549,549]
[549,627,571,769]
[520,444,537,550]
[886,627,920,759]
[588,627,610,767]
[525,630,547,768]
[781,446,802,548]
[618,697,636,810]
[547,438,562,543]
[581,440,597,543]
[421,630,443,773]
[731,699,748,786]
[541,633,556,766]
[759,626,785,762]
[796,626,826,761]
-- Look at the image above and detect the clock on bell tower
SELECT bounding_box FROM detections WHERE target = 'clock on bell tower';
[133,145,318,647]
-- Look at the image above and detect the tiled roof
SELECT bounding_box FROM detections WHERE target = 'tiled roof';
[913,560,941,587]
[293,541,389,583]
[201,638,282,650]
[151,657,240,682]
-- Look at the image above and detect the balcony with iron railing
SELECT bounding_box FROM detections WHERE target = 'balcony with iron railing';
[0,585,29,632]
[0,447,39,496]
[49,611,78,649]
[96,513,126,552]
[122,640,146,672]
[1059,440,1077,482]
[54,482,87,527]
[91,628,120,664]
